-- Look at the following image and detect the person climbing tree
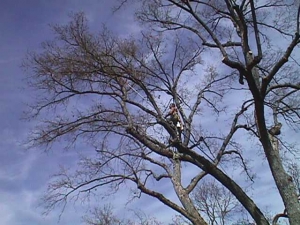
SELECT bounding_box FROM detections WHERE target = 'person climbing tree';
[165,103,183,139]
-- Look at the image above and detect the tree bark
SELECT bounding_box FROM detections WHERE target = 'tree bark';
[255,100,300,225]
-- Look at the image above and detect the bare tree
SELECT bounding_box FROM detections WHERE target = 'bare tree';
[83,205,124,225]
[131,0,300,224]
[83,205,162,225]
[192,180,247,225]
[23,0,300,223]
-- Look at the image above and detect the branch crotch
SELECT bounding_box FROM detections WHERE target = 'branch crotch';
[172,160,208,225]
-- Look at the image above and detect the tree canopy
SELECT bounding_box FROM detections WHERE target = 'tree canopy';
[24,1,300,225]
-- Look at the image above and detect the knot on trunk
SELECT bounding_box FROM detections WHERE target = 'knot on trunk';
[268,123,282,136]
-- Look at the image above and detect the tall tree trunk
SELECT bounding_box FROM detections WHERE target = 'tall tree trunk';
[255,100,300,225]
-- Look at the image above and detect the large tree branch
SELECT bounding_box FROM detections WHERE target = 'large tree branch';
[249,0,262,63]
[173,147,269,225]
[262,33,300,95]
[137,183,191,221]
[185,171,207,194]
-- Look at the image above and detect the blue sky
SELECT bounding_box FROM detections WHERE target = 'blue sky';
[0,1,299,225]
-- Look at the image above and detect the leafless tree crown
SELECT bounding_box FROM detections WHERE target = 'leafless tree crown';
[24,1,300,224]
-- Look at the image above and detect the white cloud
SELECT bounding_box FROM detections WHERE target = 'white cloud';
[0,203,14,225]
